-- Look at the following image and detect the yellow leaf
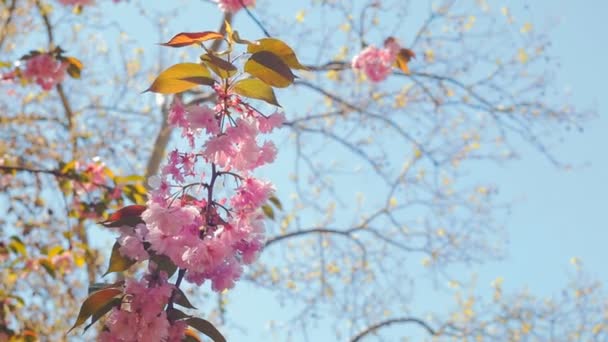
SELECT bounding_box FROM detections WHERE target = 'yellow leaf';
[517,48,529,64]
[47,245,63,258]
[232,78,280,107]
[295,10,305,23]
[64,56,83,79]
[389,197,398,208]
[146,63,214,94]
[247,38,307,70]
[244,51,295,88]
[200,53,237,79]
[103,242,136,276]
[521,22,533,34]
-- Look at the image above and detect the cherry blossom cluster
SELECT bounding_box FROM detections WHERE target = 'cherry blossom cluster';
[351,38,402,82]
[214,0,255,13]
[101,85,283,340]
[22,53,68,91]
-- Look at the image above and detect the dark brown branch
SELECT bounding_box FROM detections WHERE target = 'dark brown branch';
[0,165,114,191]
[237,0,270,37]
[350,317,438,342]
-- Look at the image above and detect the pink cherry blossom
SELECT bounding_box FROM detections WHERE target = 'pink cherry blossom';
[258,112,285,133]
[117,224,149,261]
[100,276,177,342]
[22,53,68,91]
[103,74,285,339]
[187,105,220,135]
[351,45,395,82]
[214,0,255,13]
[231,177,274,212]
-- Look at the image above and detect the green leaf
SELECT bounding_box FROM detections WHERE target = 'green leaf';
[244,51,295,88]
[200,53,237,79]
[232,78,280,107]
[261,204,275,220]
[68,288,123,333]
[248,38,307,70]
[103,242,137,276]
[173,288,197,309]
[145,63,214,94]
[186,317,226,342]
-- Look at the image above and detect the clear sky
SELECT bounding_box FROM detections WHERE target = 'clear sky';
[82,0,608,340]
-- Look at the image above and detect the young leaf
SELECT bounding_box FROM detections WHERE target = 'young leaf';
[150,253,177,278]
[68,288,123,333]
[261,204,275,220]
[99,204,147,228]
[268,196,283,210]
[167,308,191,322]
[183,331,202,342]
[245,51,295,88]
[103,242,137,276]
[248,38,307,70]
[8,236,27,256]
[394,48,415,74]
[161,31,224,48]
[64,56,83,79]
[39,258,56,278]
[200,53,237,79]
[47,245,64,258]
[88,280,125,294]
[84,296,122,332]
[232,78,280,107]
[186,317,226,342]
[173,288,197,309]
[145,63,214,94]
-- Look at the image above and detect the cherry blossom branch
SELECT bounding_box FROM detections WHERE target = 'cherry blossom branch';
[144,13,233,184]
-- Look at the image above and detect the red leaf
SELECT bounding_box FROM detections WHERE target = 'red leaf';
[161,32,224,48]
[99,205,147,228]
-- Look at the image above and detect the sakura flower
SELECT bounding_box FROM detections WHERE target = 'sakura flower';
[187,105,220,135]
[257,112,285,133]
[214,0,255,13]
[351,45,395,82]
[22,53,68,91]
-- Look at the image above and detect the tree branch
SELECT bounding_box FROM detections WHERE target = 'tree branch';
[350,317,438,342]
